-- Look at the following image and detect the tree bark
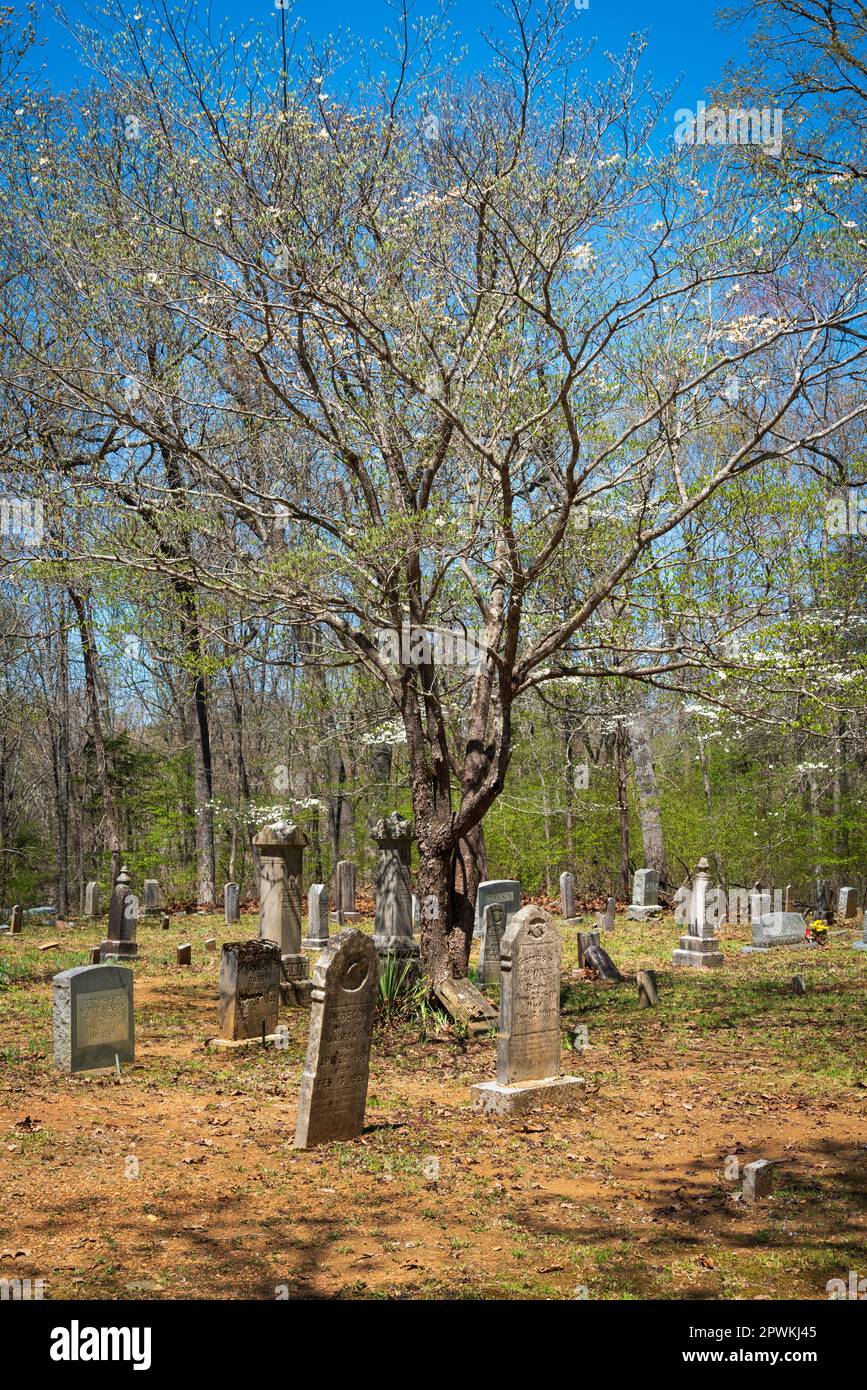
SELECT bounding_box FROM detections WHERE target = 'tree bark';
[68,589,123,883]
[628,714,666,882]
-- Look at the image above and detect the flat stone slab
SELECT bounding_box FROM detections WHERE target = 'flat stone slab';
[471,1075,585,1116]
[626,904,662,921]
[436,977,498,1035]
[206,1034,283,1050]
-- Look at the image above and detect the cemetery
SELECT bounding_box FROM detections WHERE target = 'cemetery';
[0,0,866,1331]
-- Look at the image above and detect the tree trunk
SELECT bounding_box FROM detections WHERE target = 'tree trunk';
[615,721,630,898]
[628,715,665,882]
[68,589,123,883]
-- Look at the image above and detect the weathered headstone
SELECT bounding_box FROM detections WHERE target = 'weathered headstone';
[142,879,161,915]
[294,929,379,1149]
[253,821,311,1005]
[814,872,833,925]
[784,883,794,913]
[478,902,506,986]
[637,969,659,1007]
[98,866,139,960]
[838,886,858,920]
[626,869,662,921]
[742,1159,774,1203]
[471,905,583,1115]
[595,895,616,932]
[177,942,191,966]
[224,882,240,925]
[791,974,806,996]
[473,879,522,939]
[84,881,100,919]
[584,939,624,982]
[753,911,807,948]
[333,860,359,919]
[576,928,600,970]
[160,912,170,931]
[435,976,498,1036]
[559,871,577,921]
[10,904,22,934]
[204,937,216,952]
[673,857,723,968]
[303,883,330,949]
[88,946,101,964]
[372,813,419,971]
[216,940,281,1041]
[53,964,134,1073]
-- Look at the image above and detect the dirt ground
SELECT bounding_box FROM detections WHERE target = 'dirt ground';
[1,907,865,1300]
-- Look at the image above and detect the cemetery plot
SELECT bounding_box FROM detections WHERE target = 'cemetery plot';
[1,904,864,1300]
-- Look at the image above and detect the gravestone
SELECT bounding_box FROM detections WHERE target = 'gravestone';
[595,895,616,932]
[435,976,498,1036]
[294,929,379,1149]
[743,1159,774,1203]
[53,964,134,1073]
[584,939,623,982]
[673,857,723,968]
[814,873,833,925]
[333,860,359,920]
[637,970,659,1008]
[750,882,771,922]
[205,937,216,952]
[224,882,240,925]
[853,923,867,951]
[88,946,100,964]
[84,882,100,919]
[253,822,311,1005]
[142,880,160,914]
[576,928,600,970]
[478,902,506,985]
[838,886,858,920]
[99,866,139,960]
[216,940,281,1041]
[177,942,191,965]
[784,883,794,913]
[471,905,583,1116]
[559,872,577,921]
[372,813,419,971]
[411,894,419,935]
[10,904,22,934]
[753,912,807,948]
[626,869,662,921]
[303,883,330,949]
[473,880,521,939]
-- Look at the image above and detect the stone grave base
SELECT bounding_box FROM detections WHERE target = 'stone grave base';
[471,1075,585,1117]
[302,936,330,950]
[281,979,313,1006]
[206,1034,283,1050]
[98,941,139,960]
[672,934,723,968]
[626,905,662,921]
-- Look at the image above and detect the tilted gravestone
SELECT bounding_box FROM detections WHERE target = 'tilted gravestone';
[584,939,624,982]
[471,905,583,1116]
[627,869,662,921]
[372,814,418,971]
[333,860,359,919]
[224,882,240,925]
[753,912,807,948]
[838,886,858,920]
[176,942,191,965]
[84,881,100,919]
[673,857,723,968]
[10,904,22,934]
[99,866,139,960]
[142,879,161,914]
[473,880,521,940]
[637,970,659,1008]
[294,929,379,1149]
[576,928,600,970]
[559,872,577,921]
[253,822,311,1005]
[478,902,506,986]
[216,940,281,1041]
[53,964,134,1073]
[303,883,330,949]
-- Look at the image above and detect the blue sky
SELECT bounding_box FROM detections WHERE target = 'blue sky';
[31,0,752,118]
